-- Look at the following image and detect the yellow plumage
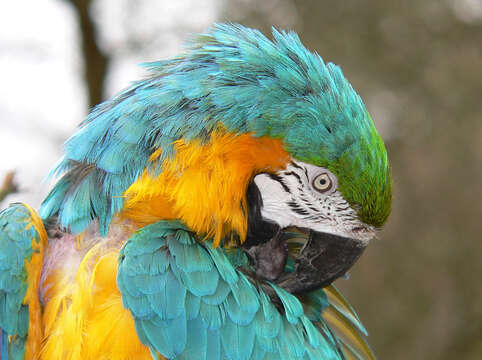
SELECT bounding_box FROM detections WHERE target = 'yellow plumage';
[40,232,153,359]
[23,205,48,359]
[27,130,286,359]
[121,130,290,246]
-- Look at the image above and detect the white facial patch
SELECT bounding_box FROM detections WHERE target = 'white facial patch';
[253,160,375,243]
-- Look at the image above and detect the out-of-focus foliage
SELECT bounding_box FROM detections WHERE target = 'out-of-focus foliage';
[224,0,482,359]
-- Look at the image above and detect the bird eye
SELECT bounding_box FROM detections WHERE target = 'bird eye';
[312,173,333,193]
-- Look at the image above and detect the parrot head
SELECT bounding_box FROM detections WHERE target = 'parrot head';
[41,24,392,294]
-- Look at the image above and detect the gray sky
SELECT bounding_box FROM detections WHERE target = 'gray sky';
[0,0,219,207]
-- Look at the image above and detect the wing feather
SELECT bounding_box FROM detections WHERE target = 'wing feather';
[301,285,376,360]
[118,220,346,360]
[0,203,47,359]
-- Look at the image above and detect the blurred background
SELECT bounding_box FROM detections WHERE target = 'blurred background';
[0,0,481,358]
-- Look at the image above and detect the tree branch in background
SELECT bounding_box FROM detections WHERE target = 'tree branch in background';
[0,171,18,203]
[67,0,110,108]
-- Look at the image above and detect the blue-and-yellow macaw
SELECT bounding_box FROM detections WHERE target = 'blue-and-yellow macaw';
[0,24,391,359]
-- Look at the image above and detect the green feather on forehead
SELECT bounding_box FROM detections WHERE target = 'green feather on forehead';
[41,23,391,234]
[164,23,392,227]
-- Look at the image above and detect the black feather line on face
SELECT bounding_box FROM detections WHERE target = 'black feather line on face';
[243,175,368,296]
[289,161,304,171]
[283,171,303,185]
[287,201,311,216]
[266,173,291,194]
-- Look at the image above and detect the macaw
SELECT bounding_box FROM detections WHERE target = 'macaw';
[0,24,392,360]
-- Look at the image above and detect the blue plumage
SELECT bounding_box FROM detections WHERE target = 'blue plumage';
[0,204,44,360]
[0,23,386,359]
[40,23,390,235]
[118,220,347,360]
[1,330,7,360]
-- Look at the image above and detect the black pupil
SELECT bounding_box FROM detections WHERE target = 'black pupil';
[319,178,326,185]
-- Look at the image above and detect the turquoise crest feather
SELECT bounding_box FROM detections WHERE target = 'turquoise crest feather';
[40,23,391,235]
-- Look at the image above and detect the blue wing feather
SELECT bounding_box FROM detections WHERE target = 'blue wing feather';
[40,24,374,237]
[1,330,7,360]
[117,220,348,360]
[303,287,376,360]
[0,203,45,360]
[178,317,208,360]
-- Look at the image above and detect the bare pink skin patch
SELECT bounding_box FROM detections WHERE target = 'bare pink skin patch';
[39,221,133,304]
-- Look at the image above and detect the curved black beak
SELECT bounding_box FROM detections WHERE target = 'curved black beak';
[275,230,367,294]
[243,180,367,294]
